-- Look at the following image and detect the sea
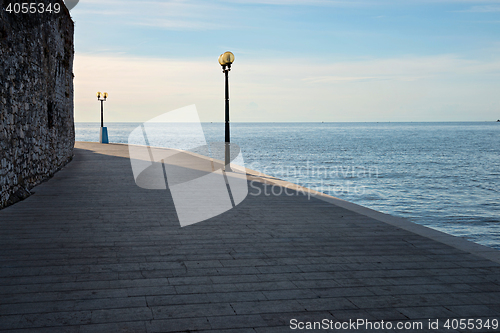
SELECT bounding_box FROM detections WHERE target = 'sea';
[76,122,500,250]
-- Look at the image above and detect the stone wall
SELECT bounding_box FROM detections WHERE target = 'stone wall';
[0,0,75,208]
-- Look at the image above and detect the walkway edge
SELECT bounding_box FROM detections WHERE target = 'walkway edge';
[247,169,500,264]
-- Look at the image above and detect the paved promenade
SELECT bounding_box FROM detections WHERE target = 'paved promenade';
[1,142,500,332]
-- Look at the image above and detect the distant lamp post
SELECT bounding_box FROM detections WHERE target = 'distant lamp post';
[218,51,235,172]
[96,91,109,144]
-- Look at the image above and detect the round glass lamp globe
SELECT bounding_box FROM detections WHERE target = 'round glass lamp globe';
[218,51,235,66]
[96,92,101,98]
[103,92,108,98]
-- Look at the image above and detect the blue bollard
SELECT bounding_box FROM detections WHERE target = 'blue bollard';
[99,127,109,144]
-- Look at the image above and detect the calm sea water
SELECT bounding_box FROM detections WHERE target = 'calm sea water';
[76,122,500,250]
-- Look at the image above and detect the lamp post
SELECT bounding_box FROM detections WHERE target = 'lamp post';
[218,51,235,172]
[96,91,109,144]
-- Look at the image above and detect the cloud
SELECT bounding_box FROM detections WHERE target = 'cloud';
[218,0,360,5]
[72,0,231,31]
[220,0,500,6]
[71,0,500,33]
[302,76,380,83]
[300,55,500,85]
[73,52,500,122]
[457,4,500,11]
[133,19,223,30]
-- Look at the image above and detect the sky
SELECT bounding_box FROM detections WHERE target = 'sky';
[71,0,500,122]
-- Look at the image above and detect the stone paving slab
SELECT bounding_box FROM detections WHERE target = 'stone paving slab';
[0,141,499,332]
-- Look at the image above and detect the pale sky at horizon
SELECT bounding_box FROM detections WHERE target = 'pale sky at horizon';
[71,0,500,123]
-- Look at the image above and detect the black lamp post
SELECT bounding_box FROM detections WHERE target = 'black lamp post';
[218,51,235,172]
[96,91,109,144]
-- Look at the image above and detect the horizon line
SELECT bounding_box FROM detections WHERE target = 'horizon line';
[74,120,500,123]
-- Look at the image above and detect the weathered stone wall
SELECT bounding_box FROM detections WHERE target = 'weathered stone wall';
[0,0,74,208]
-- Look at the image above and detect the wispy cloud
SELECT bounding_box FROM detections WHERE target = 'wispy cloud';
[302,76,380,83]
[73,0,231,31]
[299,55,500,86]
[72,0,500,32]
[219,0,363,5]
[223,0,500,5]
[133,19,223,30]
[457,4,500,11]
[74,53,500,122]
